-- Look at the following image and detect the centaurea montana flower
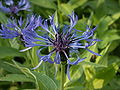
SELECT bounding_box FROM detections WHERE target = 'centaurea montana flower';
[23,12,101,79]
[0,15,40,51]
[0,0,30,14]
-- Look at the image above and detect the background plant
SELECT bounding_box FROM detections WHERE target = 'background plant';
[0,0,120,90]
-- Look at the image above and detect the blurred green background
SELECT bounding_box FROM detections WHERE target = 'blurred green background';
[0,0,120,90]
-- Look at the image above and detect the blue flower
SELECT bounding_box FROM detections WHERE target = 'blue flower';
[0,15,40,50]
[22,12,101,79]
[0,0,31,14]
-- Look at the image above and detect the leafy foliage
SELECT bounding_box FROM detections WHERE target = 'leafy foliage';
[0,0,120,90]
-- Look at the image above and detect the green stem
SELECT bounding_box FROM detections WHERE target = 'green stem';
[60,62,65,90]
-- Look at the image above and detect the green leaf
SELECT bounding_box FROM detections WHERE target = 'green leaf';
[81,61,107,68]
[0,74,34,82]
[108,40,120,52]
[54,11,59,27]
[101,78,120,90]
[75,19,87,31]
[70,65,83,80]
[108,55,120,65]
[105,30,120,41]
[68,0,88,9]
[97,16,114,34]
[105,0,120,15]
[83,66,95,81]
[96,44,110,64]
[93,63,119,89]
[30,0,56,9]
[99,31,120,49]
[0,12,7,23]
[94,0,120,19]
[0,39,10,47]
[64,65,84,87]
[33,72,58,90]
[9,39,20,49]
[0,47,23,59]
[65,86,84,90]
[59,3,74,15]
[0,60,22,74]
[11,61,58,90]
[93,79,104,89]
[30,47,39,70]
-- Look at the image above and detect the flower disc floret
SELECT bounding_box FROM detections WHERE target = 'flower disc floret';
[0,0,31,14]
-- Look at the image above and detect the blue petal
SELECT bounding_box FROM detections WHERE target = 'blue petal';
[47,58,54,64]
[68,57,86,65]
[85,39,102,42]
[85,48,101,56]
[25,43,51,47]
[49,14,57,34]
[54,52,61,64]
[41,54,53,63]
[0,25,19,39]
[68,11,78,32]
[37,48,54,64]
[18,0,27,6]
[5,0,14,6]
[0,2,11,13]
[19,1,31,11]
[18,17,24,27]
[69,42,82,49]
[41,55,49,62]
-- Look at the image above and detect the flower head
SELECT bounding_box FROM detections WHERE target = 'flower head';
[0,0,31,14]
[0,15,40,50]
[22,12,101,79]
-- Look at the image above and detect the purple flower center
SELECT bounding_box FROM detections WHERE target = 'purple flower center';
[10,6,18,13]
[50,33,70,52]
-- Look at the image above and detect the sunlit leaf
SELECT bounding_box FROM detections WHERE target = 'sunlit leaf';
[93,63,119,89]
